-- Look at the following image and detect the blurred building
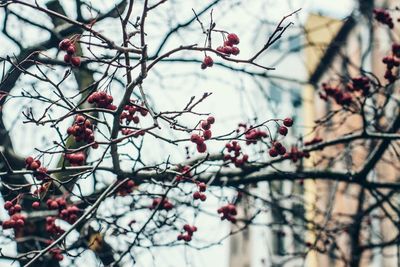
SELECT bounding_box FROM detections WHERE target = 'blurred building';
[304,1,399,266]
[229,0,399,266]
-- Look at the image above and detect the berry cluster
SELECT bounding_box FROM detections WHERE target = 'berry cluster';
[201,56,214,69]
[217,33,240,56]
[373,8,394,29]
[278,117,293,136]
[4,201,21,215]
[217,204,237,223]
[190,116,215,153]
[319,83,353,106]
[25,157,48,180]
[150,197,173,211]
[46,197,67,211]
[46,216,65,236]
[64,152,86,166]
[284,146,310,163]
[244,128,268,145]
[59,205,80,224]
[120,101,148,124]
[382,43,400,83]
[59,38,81,67]
[88,91,117,110]
[177,224,197,242]
[45,198,80,224]
[268,141,286,157]
[117,180,135,196]
[2,214,25,229]
[67,115,98,148]
[224,141,249,167]
[193,182,207,201]
[347,76,371,96]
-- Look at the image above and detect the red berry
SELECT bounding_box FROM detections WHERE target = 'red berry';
[199,194,207,201]
[30,161,40,170]
[277,146,286,155]
[269,148,278,157]
[201,121,211,130]
[283,118,293,127]
[190,134,201,143]
[58,39,72,50]
[183,224,191,232]
[54,254,64,261]
[25,156,34,165]
[227,33,240,45]
[278,126,288,136]
[66,45,76,55]
[207,116,215,124]
[16,219,24,227]
[4,201,13,210]
[231,47,240,55]
[49,201,59,210]
[71,57,81,67]
[193,191,201,199]
[196,142,207,153]
[14,204,22,212]
[64,54,72,63]
[203,130,212,140]
[202,56,213,68]
[198,182,207,192]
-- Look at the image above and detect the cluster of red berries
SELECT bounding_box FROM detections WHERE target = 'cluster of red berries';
[382,43,400,83]
[4,200,22,215]
[304,137,323,146]
[284,146,310,163]
[2,213,25,229]
[346,76,370,96]
[319,83,353,106]
[224,141,249,167]
[177,224,197,242]
[373,8,394,29]
[25,157,48,180]
[50,247,64,261]
[88,91,117,110]
[244,128,268,145]
[59,38,81,67]
[46,197,66,211]
[175,165,192,182]
[59,205,80,224]
[277,118,293,136]
[193,182,207,201]
[67,115,98,148]
[150,197,173,210]
[64,152,86,166]
[201,56,214,69]
[217,33,240,56]
[46,216,65,236]
[190,116,215,153]
[117,180,135,196]
[120,101,148,125]
[217,204,237,223]
[268,141,286,157]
